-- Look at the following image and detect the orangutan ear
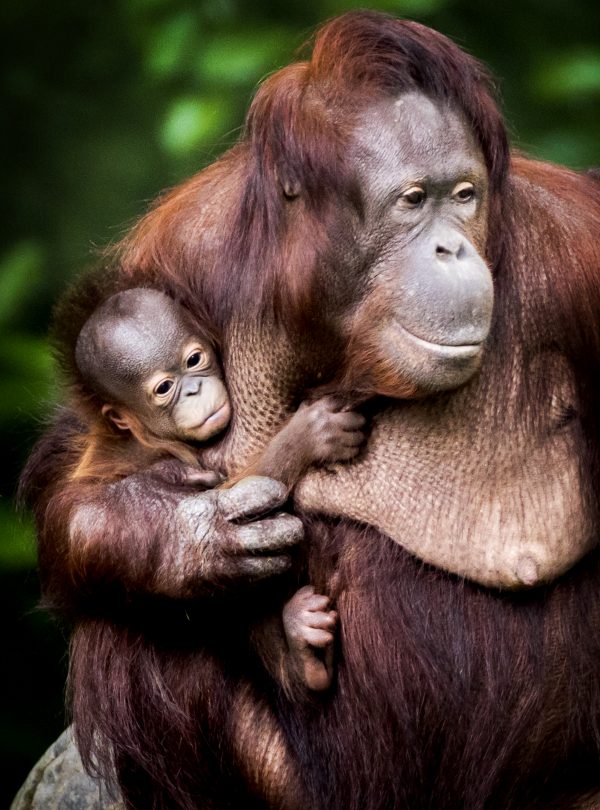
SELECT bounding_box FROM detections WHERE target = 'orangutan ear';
[276,164,301,199]
[102,404,133,432]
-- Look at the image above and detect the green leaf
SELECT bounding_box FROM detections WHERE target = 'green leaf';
[198,29,294,85]
[0,241,45,328]
[533,51,600,99]
[0,503,36,570]
[145,11,198,77]
[160,96,232,155]
[528,129,599,169]
[0,335,57,422]
[325,0,447,16]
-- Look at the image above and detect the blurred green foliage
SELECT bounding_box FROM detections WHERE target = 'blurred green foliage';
[1,0,598,803]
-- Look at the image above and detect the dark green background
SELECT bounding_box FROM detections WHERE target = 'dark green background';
[2,0,599,804]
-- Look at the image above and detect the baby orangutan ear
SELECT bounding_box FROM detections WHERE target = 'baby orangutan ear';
[102,404,134,433]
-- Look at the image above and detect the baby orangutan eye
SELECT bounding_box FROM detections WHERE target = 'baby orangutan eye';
[186,351,203,369]
[154,379,174,397]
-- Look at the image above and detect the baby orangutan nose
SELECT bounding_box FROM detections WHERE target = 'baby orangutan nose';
[182,377,202,396]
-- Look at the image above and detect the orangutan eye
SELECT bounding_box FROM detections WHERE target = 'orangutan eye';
[400,186,426,207]
[186,351,202,369]
[154,379,174,397]
[453,182,475,203]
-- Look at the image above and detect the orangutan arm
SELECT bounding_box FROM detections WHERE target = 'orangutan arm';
[21,410,303,611]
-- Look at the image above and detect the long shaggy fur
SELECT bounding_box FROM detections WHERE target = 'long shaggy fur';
[20,11,600,809]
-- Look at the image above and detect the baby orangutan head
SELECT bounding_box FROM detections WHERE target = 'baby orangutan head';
[75,288,231,443]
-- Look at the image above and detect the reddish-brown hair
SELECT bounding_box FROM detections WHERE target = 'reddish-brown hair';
[19,11,600,809]
[116,12,509,332]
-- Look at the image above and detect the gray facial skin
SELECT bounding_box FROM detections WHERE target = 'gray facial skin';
[296,92,593,588]
[76,289,231,442]
[348,92,493,393]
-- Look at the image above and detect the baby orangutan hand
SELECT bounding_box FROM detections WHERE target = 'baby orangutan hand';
[245,395,366,489]
[282,585,338,691]
[296,395,366,464]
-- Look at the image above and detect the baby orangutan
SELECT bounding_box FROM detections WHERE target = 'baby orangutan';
[74,287,366,691]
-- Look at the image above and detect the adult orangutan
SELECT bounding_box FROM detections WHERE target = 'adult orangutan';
[19,10,600,810]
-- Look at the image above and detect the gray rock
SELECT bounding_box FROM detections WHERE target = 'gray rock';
[10,728,124,810]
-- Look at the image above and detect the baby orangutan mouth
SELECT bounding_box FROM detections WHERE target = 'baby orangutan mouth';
[195,400,232,434]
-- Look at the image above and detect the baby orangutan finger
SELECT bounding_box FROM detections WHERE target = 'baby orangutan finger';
[331,410,366,430]
[304,610,337,630]
[299,655,333,691]
[295,584,317,597]
[292,585,328,605]
[315,395,346,413]
[299,592,332,612]
[339,429,365,446]
[290,588,336,616]
[147,459,214,486]
[302,628,335,648]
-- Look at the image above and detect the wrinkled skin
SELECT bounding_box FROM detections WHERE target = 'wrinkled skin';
[17,15,600,808]
[204,93,596,589]
[67,473,304,599]
[294,97,596,588]
[339,94,494,397]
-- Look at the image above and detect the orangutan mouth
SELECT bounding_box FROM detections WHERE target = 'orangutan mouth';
[391,321,485,360]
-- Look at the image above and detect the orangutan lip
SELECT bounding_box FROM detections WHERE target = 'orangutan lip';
[198,402,228,429]
[391,321,484,358]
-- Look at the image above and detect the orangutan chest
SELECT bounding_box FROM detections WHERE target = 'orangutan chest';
[294,402,595,589]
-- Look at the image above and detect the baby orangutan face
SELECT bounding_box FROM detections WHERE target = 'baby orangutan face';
[76,288,231,443]
[129,334,231,443]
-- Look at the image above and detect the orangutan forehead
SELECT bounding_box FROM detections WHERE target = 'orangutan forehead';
[351,92,486,190]
[97,317,187,377]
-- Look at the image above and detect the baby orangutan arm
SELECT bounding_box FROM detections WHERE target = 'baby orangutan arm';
[144,457,226,489]
[21,412,304,609]
[240,396,365,490]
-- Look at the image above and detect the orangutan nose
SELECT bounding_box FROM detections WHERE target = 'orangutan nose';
[435,237,466,260]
